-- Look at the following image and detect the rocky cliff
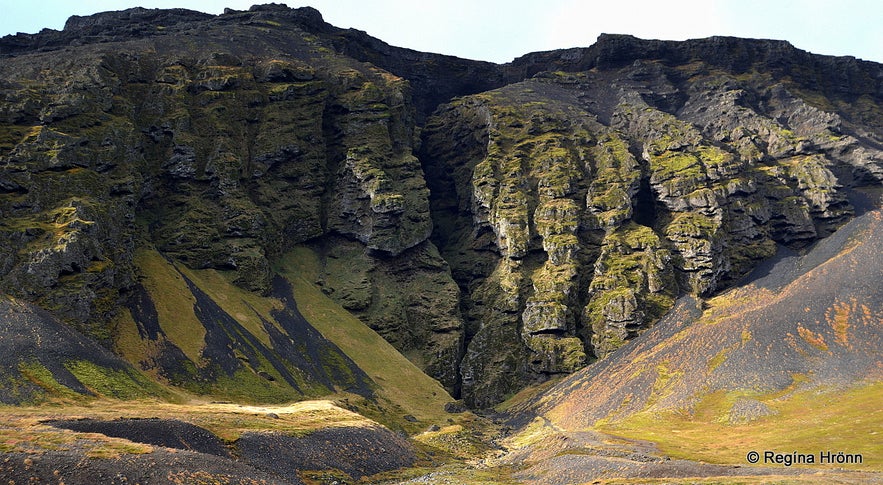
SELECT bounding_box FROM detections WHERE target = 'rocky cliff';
[422,53,882,405]
[1,5,881,407]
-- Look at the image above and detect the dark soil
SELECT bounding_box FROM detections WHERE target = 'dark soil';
[3,418,417,484]
[48,418,230,457]
[0,296,149,404]
[268,275,374,398]
[238,425,416,481]
[0,448,295,485]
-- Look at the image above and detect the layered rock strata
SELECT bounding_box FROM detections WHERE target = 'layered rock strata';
[0,5,465,393]
[422,64,882,405]
[1,5,881,406]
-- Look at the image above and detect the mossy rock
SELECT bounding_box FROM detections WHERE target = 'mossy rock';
[524,335,587,374]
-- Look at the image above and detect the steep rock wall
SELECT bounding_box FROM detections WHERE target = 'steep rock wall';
[0,6,465,394]
[422,64,883,406]
[2,6,882,407]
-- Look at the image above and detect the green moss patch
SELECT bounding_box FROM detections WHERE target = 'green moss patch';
[64,360,167,400]
[17,361,82,402]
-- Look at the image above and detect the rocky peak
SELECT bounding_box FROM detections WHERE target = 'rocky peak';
[0,8,211,56]
[0,5,333,57]
[61,7,213,34]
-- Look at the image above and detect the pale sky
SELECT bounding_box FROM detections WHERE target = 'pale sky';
[1,1,881,64]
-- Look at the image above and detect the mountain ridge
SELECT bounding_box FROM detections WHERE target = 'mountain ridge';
[5,6,882,123]
[0,5,881,483]
[0,2,880,408]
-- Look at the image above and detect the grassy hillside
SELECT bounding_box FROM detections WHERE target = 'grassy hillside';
[114,248,350,402]
[0,293,172,405]
[112,247,454,428]
[599,380,883,469]
[2,242,459,412]
[274,246,455,424]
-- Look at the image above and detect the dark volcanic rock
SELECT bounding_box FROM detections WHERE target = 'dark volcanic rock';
[421,48,882,406]
[514,200,883,427]
[0,449,294,485]
[0,5,881,407]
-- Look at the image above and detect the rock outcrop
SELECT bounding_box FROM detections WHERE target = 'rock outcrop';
[1,6,881,407]
[0,6,467,395]
[421,53,883,406]
[512,192,883,429]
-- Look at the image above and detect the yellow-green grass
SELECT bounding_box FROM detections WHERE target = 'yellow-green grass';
[17,361,83,402]
[113,306,164,381]
[596,380,883,470]
[274,247,454,425]
[63,360,171,401]
[16,357,174,405]
[0,409,154,458]
[0,398,392,469]
[0,425,154,459]
[117,249,317,402]
[504,416,559,449]
[130,246,288,357]
[414,424,491,459]
[176,263,286,350]
[412,410,505,461]
[116,246,455,428]
[584,475,876,484]
[127,248,206,364]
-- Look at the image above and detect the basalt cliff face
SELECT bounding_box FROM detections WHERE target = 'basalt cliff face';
[1,5,881,408]
[422,47,883,405]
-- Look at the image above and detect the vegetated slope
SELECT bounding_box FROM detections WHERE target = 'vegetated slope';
[0,4,882,411]
[0,293,169,404]
[273,247,458,423]
[500,192,882,482]
[0,245,453,428]
[116,247,374,402]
